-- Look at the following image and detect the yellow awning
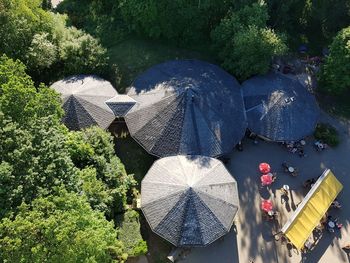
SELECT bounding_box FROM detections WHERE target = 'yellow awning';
[281,169,343,250]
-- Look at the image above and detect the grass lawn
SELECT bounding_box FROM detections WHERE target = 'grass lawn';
[106,36,216,93]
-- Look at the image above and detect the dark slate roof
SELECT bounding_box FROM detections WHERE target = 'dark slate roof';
[242,72,320,141]
[141,155,239,247]
[125,60,247,157]
[105,95,136,117]
[51,75,117,130]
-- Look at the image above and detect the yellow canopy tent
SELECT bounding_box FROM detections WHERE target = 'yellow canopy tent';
[281,169,343,250]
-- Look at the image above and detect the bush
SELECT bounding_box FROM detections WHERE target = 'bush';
[26,32,58,71]
[223,26,287,79]
[314,123,340,147]
[118,210,148,257]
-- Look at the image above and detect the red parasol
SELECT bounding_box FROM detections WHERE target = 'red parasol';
[259,162,271,174]
[261,173,273,186]
[261,200,273,212]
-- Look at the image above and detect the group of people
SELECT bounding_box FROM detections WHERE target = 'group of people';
[281,140,306,157]
[322,215,343,233]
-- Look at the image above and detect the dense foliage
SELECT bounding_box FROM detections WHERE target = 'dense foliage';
[314,123,340,147]
[319,27,350,95]
[211,3,287,79]
[0,56,75,218]
[57,0,127,45]
[0,190,128,263]
[0,55,144,260]
[0,114,77,218]
[0,55,63,125]
[0,0,108,82]
[67,127,135,215]
[119,0,233,45]
[267,0,350,49]
[118,210,148,257]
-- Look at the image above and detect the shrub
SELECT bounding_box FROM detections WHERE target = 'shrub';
[118,210,148,257]
[314,123,340,147]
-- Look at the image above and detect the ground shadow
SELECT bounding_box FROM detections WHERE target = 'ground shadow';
[179,227,239,263]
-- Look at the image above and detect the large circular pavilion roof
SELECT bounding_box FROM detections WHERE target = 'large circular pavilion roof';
[242,72,319,141]
[141,155,240,247]
[51,75,117,130]
[125,60,247,157]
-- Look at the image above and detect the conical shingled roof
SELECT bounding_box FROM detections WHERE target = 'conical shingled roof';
[141,155,240,247]
[125,60,247,157]
[51,75,117,130]
[242,72,319,142]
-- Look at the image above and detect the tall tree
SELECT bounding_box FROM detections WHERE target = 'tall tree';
[319,26,350,95]
[0,55,63,127]
[211,2,287,79]
[0,114,77,218]
[0,190,128,263]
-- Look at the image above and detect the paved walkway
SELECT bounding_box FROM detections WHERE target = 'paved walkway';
[180,112,350,263]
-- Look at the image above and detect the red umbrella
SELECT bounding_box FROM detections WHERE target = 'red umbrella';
[261,200,273,212]
[261,174,273,186]
[259,162,271,174]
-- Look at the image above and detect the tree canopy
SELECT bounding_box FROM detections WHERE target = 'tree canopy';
[0,190,128,263]
[319,26,350,95]
[211,3,287,79]
[67,127,135,216]
[0,1,108,82]
[0,55,142,260]
[0,114,77,218]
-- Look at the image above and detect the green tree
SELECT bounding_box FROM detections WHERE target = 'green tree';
[119,0,233,45]
[211,2,287,79]
[226,26,287,79]
[78,167,113,213]
[57,26,108,76]
[0,114,77,218]
[66,127,135,215]
[0,54,31,86]
[0,2,108,81]
[0,55,63,126]
[319,27,350,95]
[0,0,54,60]
[0,190,128,263]
[26,32,58,71]
[266,0,350,49]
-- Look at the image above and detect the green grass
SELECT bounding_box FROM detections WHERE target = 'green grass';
[106,36,216,93]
